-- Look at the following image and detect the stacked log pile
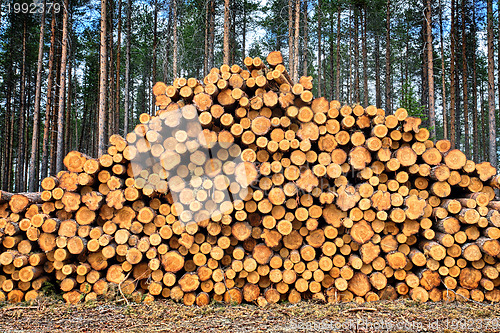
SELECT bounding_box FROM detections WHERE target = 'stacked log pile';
[1,51,500,305]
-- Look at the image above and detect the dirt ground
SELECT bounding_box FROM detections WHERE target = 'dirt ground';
[1,297,500,333]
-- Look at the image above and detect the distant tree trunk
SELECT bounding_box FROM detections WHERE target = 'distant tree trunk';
[481,82,488,161]
[460,0,469,155]
[204,0,210,75]
[223,0,230,65]
[353,8,359,104]
[303,0,308,76]
[173,0,178,77]
[329,15,334,99]
[152,0,157,114]
[242,0,247,59]
[348,8,352,103]
[293,0,301,82]
[362,5,368,106]
[472,1,478,161]
[208,0,215,69]
[16,20,27,191]
[375,36,381,108]
[98,0,107,156]
[41,9,56,180]
[385,0,391,114]
[438,0,447,139]
[65,53,73,155]
[317,0,322,96]
[426,0,436,139]
[56,0,69,172]
[230,0,236,64]
[421,17,428,113]
[487,0,497,168]
[124,0,131,135]
[28,0,46,191]
[336,6,341,101]
[288,0,294,75]
[450,0,456,148]
[115,0,121,133]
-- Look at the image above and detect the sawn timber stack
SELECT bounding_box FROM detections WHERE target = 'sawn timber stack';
[1,51,500,305]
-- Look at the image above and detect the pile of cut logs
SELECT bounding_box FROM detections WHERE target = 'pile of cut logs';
[1,51,500,306]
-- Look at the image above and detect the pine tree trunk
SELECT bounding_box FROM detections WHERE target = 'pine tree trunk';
[173,0,178,76]
[487,0,497,168]
[41,9,56,181]
[28,0,47,192]
[329,15,334,100]
[438,0,447,140]
[317,0,322,97]
[375,35,381,108]
[385,0,391,114]
[459,0,468,156]
[335,6,341,100]
[108,0,114,135]
[17,20,27,192]
[450,0,456,148]
[204,0,209,76]
[98,0,108,156]
[230,0,236,65]
[288,0,294,76]
[115,0,121,134]
[303,0,308,77]
[152,0,157,114]
[65,53,73,156]
[426,0,436,139]
[124,0,131,135]
[354,8,359,104]
[293,0,301,82]
[223,0,230,65]
[208,0,215,69]
[472,2,478,162]
[56,0,69,171]
[362,5,368,106]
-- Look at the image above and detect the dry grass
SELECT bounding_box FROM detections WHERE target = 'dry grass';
[1,297,500,332]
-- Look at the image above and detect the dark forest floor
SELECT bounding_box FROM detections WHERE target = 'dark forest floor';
[0,297,500,333]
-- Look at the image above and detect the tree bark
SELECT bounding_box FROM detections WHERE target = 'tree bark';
[124,0,131,135]
[354,8,359,104]
[288,0,294,77]
[152,0,157,115]
[115,0,121,134]
[450,0,456,148]
[29,0,47,191]
[243,0,247,60]
[98,0,107,156]
[204,0,209,76]
[487,0,497,168]
[335,6,341,100]
[56,0,69,171]
[385,0,391,114]
[17,19,27,191]
[362,5,368,106]
[208,0,215,70]
[41,9,56,181]
[461,0,469,156]
[426,0,436,139]
[472,1,478,161]
[375,35,381,108]
[438,0,447,140]
[317,0,322,97]
[173,0,178,76]
[223,0,230,65]
[293,0,301,82]
[303,0,308,77]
